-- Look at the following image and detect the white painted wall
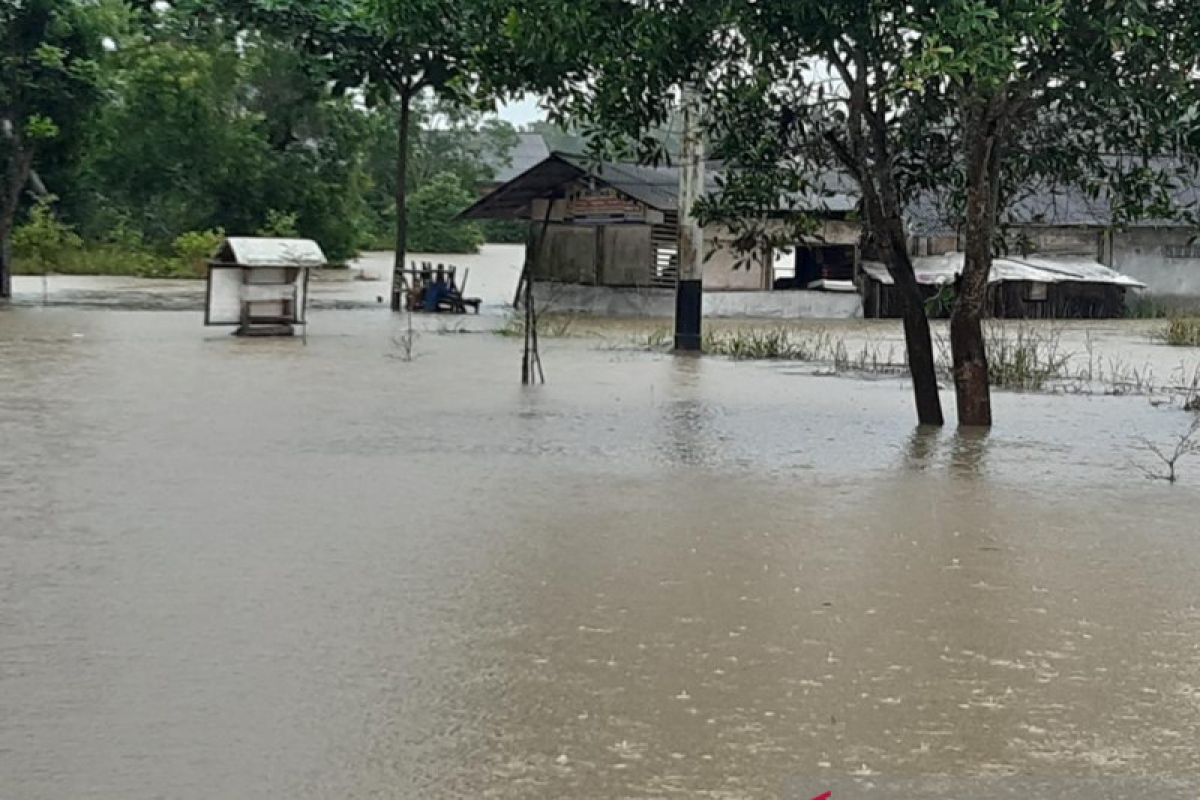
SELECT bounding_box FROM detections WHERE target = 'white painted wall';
[1111,228,1200,298]
[533,282,862,320]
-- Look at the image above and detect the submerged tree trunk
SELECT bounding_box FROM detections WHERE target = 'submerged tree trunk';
[952,99,1005,427]
[892,249,944,426]
[0,140,35,300]
[834,52,945,427]
[859,139,944,426]
[880,220,944,426]
[390,94,412,312]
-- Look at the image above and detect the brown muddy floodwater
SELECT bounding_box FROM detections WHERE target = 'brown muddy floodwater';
[2,306,1200,799]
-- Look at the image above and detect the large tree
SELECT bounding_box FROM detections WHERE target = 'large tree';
[79,16,372,261]
[511,0,948,425]
[224,0,512,309]
[910,0,1200,425]
[513,0,1200,427]
[1,0,111,297]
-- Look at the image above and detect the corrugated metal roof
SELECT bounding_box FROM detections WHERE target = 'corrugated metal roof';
[861,254,1145,288]
[461,152,858,220]
[490,133,552,184]
[215,237,327,268]
[907,158,1200,235]
[459,154,588,220]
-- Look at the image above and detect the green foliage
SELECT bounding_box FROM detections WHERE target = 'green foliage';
[10,197,82,270]
[357,98,522,246]
[406,172,483,254]
[257,210,300,238]
[172,228,225,276]
[480,219,528,244]
[1154,318,1200,348]
[9,197,186,277]
[1,0,115,242]
[3,0,545,277]
[982,324,1070,392]
[924,284,957,318]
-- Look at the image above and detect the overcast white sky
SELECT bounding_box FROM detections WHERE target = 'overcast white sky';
[496,94,545,127]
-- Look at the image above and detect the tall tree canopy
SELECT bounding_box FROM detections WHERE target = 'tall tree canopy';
[516,0,1200,426]
[1,0,114,293]
[222,0,516,308]
[2,0,525,279]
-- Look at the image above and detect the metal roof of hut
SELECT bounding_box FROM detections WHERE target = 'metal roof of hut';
[489,133,552,184]
[861,254,1145,288]
[459,152,857,220]
[211,237,327,268]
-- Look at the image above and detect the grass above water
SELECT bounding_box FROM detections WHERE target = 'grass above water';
[492,312,1200,404]
[1153,317,1200,347]
[11,244,203,279]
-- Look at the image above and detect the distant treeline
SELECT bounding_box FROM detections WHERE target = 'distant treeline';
[2,1,570,275]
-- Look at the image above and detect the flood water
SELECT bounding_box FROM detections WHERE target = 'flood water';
[2,299,1200,798]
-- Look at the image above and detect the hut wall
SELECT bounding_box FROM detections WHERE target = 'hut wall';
[861,277,943,319]
[991,281,1125,319]
[865,277,1126,319]
[1111,227,1200,299]
[537,225,599,284]
[599,225,654,286]
[1005,227,1103,258]
[702,224,772,290]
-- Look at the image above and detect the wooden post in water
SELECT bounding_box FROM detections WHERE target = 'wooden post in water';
[521,200,553,384]
[0,237,11,300]
[674,82,705,352]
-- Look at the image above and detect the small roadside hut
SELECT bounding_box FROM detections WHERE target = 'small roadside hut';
[859,253,1145,319]
[205,237,326,336]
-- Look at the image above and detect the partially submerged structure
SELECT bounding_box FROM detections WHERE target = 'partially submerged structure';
[860,254,1145,319]
[460,153,865,319]
[907,178,1200,305]
[205,237,325,336]
[464,153,1170,320]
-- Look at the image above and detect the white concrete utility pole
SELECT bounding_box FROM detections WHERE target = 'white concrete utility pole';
[675,83,705,352]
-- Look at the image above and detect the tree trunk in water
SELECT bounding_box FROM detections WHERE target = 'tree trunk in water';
[829,45,944,426]
[390,95,412,312]
[878,216,944,426]
[1,143,35,300]
[952,101,1003,427]
[889,245,944,427]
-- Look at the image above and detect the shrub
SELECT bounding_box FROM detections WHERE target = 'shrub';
[981,324,1070,391]
[480,219,528,244]
[1153,317,1200,347]
[10,197,83,271]
[172,228,225,276]
[406,171,484,254]
[256,210,299,238]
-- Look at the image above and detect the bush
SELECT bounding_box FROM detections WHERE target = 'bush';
[172,228,225,276]
[480,219,528,244]
[1153,317,1200,347]
[10,197,83,271]
[406,171,484,254]
[256,209,299,238]
[1126,294,1172,319]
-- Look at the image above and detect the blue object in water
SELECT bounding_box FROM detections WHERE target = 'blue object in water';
[424,279,448,312]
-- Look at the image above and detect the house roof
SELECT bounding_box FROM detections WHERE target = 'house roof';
[489,133,551,184]
[907,158,1200,235]
[460,152,857,220]
[212,237,327,268]
[464,150,1198,232]
[861,253,1145,288]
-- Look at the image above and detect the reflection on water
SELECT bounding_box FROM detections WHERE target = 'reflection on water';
[903,425,941,470]
[1,308,1199,799]
[658,356,720,467]
[948,427,992,478]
